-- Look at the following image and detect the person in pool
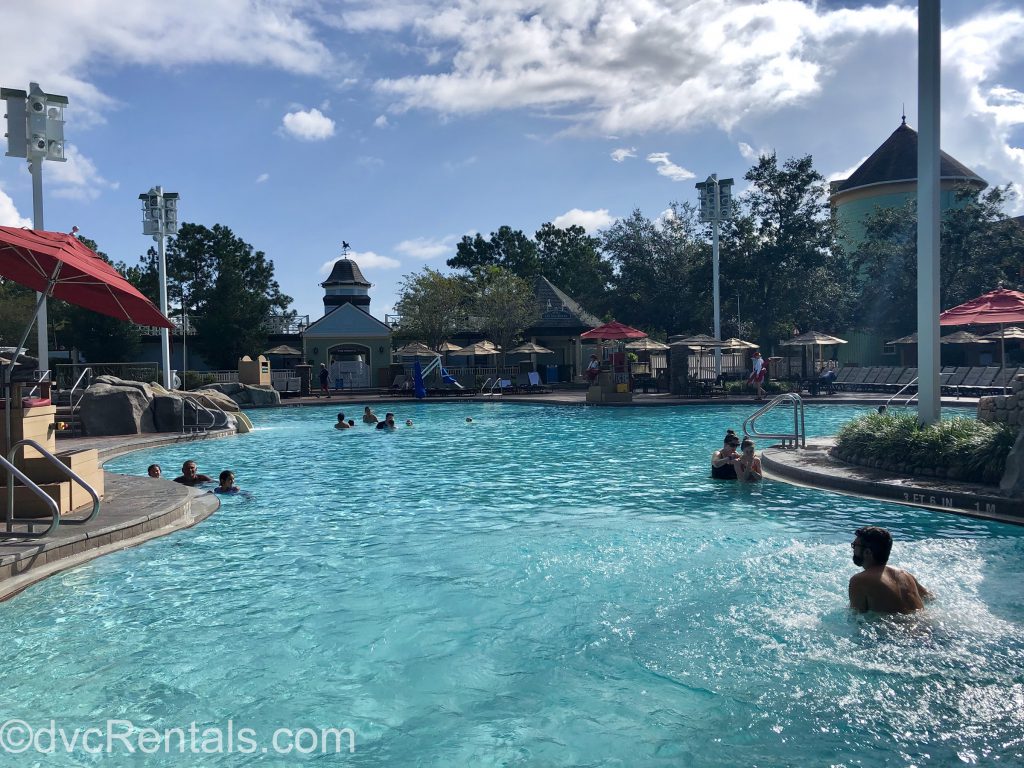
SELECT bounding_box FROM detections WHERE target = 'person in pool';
[335,412,351,430]
[147,464,162,479]
[375,412,397,430]
[711,430,741,479]
[214,470,240,494]
[736,439,763,482]
[362,406,379,424]
[849,526,931,614]
[173,460,212,486]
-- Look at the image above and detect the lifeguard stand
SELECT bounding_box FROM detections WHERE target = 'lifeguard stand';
[238,355,271,387]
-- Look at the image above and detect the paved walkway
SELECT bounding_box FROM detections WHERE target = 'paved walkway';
[763,438,1024,526]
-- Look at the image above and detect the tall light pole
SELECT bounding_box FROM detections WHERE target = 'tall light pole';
[696,174,734,377]
[2,82,68,377]
[140,187,179,389]
[917,0,941,425]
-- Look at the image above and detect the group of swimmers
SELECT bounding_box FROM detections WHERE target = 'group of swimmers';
[334,406,475,431]
[147,460,240,494]
[710,429,762,482]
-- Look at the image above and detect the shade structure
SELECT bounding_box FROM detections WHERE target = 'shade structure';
[624,338,670,351]
[437,341,463,353]
[939,330,992,344]
[721,337,759,350]
[939,288,1024,326]
[454,341,500,356]
[0,226,173,328]
[396,342,437,357]
[507,342,554,355]
[263,344,302,356]
[670,334,726,348]
[887,333,919,345]
[780,331,848,347]
[982,326,1024,341]
[580,321,647,341]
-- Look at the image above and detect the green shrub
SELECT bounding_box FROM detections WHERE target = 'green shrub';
[184,372,218,390]
[835,412,1017,484]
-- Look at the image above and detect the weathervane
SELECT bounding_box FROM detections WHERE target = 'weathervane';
[341,241,351,257]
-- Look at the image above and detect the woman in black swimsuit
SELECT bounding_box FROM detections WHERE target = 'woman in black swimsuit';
[711,430,741,480]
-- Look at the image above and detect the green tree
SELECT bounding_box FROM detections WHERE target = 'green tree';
[166,224,292,369]
[394,268,469,351]
[469,266,539,367]
[724,153,849,346]
[534,223,612,314]
[0,279,38,353]
[449,226,540,277]
[55,236,142,363]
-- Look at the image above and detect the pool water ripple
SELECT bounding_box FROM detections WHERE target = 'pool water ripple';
[0,402,1020,766]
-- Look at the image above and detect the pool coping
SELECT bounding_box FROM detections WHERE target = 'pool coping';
[762,438,1024,526]
[0,428,235,601]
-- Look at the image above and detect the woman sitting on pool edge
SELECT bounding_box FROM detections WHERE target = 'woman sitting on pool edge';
[711,430,741,479]
[736,439,763,482]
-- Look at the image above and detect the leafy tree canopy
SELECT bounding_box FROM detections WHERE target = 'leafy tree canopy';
[393,268,469,351]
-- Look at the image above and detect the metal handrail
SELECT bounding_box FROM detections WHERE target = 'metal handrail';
[742,392,806,448]
[885,376,919,409]
[5,438,101,537]
[65,366,92,436]
[181,395,218,433]
[479,377,493,394]
[27,368,51,398]
[2,453,60,538]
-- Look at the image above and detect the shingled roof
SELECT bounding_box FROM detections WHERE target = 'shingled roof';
[321,258,370,287]
[529,276,602,332]
[834,121,985,195]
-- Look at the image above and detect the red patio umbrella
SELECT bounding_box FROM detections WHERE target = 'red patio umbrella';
[580,321,647,340]
[0,226,173,328]
[940,287,1024,366]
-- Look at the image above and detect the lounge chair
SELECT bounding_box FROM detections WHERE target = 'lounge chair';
[527,371,551,393]
[839,367,868,392]
[940,367,969,396]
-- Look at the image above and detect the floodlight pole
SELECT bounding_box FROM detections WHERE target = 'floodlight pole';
[30,157,47,375]
[140,187,179,389]
[712,178,722,378]
[917,0,941,425]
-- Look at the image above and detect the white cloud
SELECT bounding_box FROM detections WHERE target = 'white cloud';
[0,1,336,127]
[826,156,869,183]
[374,115,390,128]
[552,208,614,233]
[610,147,636,162]
[738,142,773,161]
[356,155,385,168]
[318,251,399,275]
[394,235,459,260]
[48,144,119,201]
[369,1,917,135]
[256,173,270,184]
[646,152,695,182]
[282,108,336,141]
[0,185,31,228]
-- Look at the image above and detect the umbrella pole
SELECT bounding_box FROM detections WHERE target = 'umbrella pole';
[1001,322,1007,393]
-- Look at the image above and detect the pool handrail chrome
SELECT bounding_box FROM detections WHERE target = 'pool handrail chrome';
[5,438,101,538]
[181,395,218,434]
[743,392,806,448]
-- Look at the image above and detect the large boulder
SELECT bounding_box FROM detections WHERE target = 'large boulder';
[190,388,241,412]
[1000,428,1024,493]
[238,385,280,407]
[203,382,244,397]
[80,382,155,436]
[94,375,154,401]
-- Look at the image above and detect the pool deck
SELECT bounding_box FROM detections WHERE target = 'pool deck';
[763,438,1024,526]
[0,428,234,601]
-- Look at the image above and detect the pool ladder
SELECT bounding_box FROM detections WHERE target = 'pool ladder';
[742,392,806,448]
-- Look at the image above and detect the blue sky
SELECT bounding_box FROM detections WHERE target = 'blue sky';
[1,0,1022,324]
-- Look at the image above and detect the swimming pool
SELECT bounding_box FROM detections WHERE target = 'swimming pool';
[4,403,1023,765]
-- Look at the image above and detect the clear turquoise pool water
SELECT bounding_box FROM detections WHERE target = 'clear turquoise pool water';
[3,403,1023,766]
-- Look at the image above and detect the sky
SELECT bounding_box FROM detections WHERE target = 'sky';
[0,0,1022,325]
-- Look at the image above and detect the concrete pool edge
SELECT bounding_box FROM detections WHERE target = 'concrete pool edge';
[0,428,235,601]
[763,438,1024,526]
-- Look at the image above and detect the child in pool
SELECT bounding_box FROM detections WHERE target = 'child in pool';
[214,470,240,494]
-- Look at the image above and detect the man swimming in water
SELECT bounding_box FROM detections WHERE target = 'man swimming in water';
[849,526,931,614]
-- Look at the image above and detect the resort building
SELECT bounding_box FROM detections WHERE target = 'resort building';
[302,255,393,388]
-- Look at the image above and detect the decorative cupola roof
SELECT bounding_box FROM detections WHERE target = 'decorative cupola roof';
[321,257,370,288]
[833,119,986,196]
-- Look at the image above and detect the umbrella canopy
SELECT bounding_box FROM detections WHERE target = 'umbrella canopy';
[0,226,172,328]
[939,288,1024,326]
[670,334,726,348]
[580,321,647,340]
[507,342,554,355]
[454,341,501,356]
[939,330,992,344]
[263,344,302,356]
[887,332,919,345]
[982,326,1024,341]
[396,342,438,356]
[780,331,848,347]
[624,338,670,351]
[721,337,759,350]
[437,341,464,353]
